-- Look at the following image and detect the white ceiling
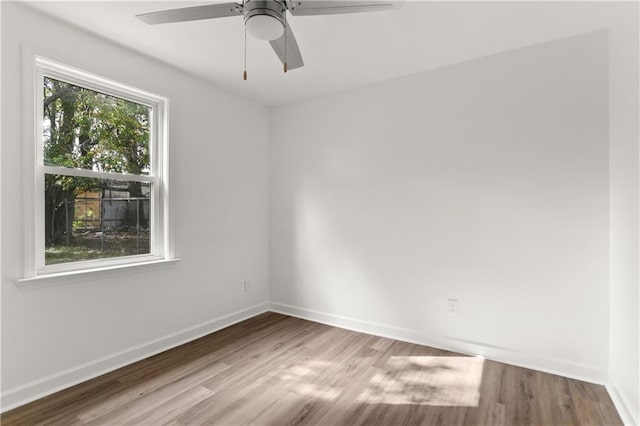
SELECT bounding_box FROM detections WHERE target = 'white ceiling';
[24,1,614,106]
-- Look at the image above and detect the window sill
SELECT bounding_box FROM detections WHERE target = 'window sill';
[16,258,181,290]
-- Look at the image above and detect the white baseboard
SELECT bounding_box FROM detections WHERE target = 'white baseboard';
[607,384,639,426]
[0,302,269,413]
[268,301,608,385]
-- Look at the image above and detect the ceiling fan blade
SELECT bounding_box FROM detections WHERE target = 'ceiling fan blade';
[287,1,400,16]
[270,24,304,70]
[136,3,243,25]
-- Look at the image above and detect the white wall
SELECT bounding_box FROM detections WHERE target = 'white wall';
[608,3,640,425]
[1,2,269,410]
[269,31,610,383]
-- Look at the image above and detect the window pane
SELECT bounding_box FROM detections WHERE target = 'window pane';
[43,77,151,175]
[44,174,151,265]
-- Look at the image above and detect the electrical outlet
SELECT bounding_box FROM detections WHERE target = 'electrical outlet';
[447,299,459,315]
[244,280,251,293]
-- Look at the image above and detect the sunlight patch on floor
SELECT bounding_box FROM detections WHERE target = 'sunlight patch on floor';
[274,360,343,400]
[357,356,485,406]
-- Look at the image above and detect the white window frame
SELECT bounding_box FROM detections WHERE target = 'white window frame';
[21,55,172,281]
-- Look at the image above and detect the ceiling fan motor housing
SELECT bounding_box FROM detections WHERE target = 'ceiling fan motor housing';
[244,0,287,40]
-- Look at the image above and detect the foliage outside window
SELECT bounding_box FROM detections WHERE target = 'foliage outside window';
[30,58,169,276]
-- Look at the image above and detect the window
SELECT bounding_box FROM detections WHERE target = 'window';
[23,56,171,279]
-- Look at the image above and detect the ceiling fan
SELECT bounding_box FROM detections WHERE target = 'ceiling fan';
[137,1,399,78]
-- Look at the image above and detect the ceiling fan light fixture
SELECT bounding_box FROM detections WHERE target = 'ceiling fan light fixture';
[246,14,284,40]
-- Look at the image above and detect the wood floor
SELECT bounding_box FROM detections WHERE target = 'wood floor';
[2,312,622,426]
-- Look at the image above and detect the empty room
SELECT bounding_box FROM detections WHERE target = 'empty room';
[1,0,638,425]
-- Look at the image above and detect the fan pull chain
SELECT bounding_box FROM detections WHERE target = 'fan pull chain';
[243,24,248,80]
[283,13,288,73]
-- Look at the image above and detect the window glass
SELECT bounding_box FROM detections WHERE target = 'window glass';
[43,76,151,175]
[44,175,151,265]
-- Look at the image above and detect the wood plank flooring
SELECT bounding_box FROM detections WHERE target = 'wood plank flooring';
[1,312,622,425]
